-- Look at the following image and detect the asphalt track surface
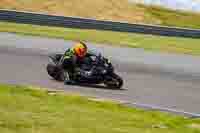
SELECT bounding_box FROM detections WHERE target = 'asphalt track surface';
[1,32,200,116]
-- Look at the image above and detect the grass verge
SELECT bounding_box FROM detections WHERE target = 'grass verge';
[1,21,200,56]
[0,83,200,133]
[138,5,200,29]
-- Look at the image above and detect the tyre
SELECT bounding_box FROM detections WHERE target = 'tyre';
[104,73,123,89]
[46,63,64,81]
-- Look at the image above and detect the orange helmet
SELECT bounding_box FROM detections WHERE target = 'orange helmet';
[73,41,87,58]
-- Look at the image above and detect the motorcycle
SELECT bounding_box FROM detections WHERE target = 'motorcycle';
[46,52,123,89]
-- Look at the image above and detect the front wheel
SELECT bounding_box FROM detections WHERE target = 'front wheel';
[104,73,123,89]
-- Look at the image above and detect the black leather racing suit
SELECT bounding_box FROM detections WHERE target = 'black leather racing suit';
[61,48,94,83]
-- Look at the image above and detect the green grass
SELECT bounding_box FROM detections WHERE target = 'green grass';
[1,21,200,56]
[1,0,200,29]
[0,83,200,133]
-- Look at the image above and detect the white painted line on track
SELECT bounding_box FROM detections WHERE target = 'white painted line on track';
[121,101,200,118]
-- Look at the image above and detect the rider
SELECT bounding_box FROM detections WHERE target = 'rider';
[61,41,94,84]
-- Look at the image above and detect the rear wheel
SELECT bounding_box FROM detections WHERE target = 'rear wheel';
[46,63,64,81]
[104,73,123,89]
